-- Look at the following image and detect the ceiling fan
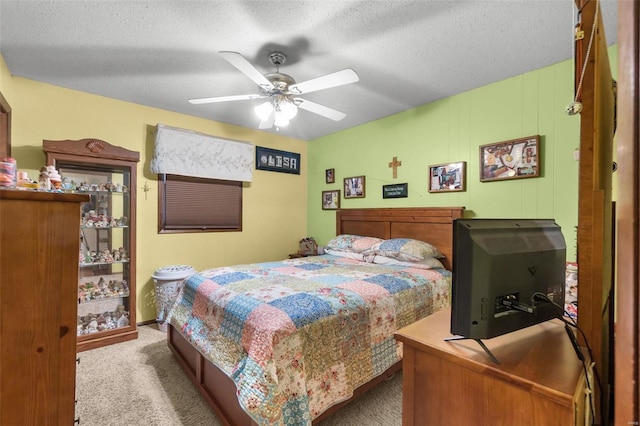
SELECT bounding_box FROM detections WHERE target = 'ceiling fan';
[188,51,360,129]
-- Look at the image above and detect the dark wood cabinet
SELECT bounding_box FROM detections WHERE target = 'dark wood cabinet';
[43,138,139,351]
[395,308,589,426]
[0,190,88,425]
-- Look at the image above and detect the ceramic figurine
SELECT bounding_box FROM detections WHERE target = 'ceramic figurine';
[38,167,51,190]
[117,247,127,260]
[46,165,62,190]
[99,248,114,263]
[61,176,74,191]
[116,313,129,328]
[87,315,98,333]
[104,314,115,330]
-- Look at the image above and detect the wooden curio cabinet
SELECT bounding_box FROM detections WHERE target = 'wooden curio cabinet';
[44,138,139,351]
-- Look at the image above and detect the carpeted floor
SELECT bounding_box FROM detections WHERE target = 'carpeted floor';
[76,324,402,425]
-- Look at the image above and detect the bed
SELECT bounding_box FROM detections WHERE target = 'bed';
[167,207,464,425]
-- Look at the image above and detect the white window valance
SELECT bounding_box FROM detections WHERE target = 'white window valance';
[150,124,254,182]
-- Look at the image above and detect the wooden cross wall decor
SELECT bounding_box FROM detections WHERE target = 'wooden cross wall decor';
[388,156,402,179]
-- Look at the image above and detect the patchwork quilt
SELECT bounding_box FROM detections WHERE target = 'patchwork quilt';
[168,254,451,425]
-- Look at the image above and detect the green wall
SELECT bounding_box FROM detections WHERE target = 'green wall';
[308,46,619,263]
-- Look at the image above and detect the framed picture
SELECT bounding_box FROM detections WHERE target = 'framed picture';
[429,161,466,193]
[322,190,340,210]
[479,135,540,182]
[343,175,366,199]
[255,146,300,174]
[325,168,335,183]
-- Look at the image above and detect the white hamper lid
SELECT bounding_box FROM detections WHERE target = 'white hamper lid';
[152,264,196,280]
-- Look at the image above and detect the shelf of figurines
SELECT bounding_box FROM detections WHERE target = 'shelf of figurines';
[77,305,130,336]
[81,216,129,229]
[72,182,129,193]
[80,247,129,266]
[78,277,129,304]
[4,164,132,192]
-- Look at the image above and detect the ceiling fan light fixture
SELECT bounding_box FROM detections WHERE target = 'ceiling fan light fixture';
[278,99,298,120]
[194,51,358,131]
[254,101,274,121]
[273,115,290,128]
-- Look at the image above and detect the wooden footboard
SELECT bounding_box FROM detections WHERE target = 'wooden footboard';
[167,323,402,425]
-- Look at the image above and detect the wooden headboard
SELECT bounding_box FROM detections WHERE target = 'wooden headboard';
[336,207,465,270]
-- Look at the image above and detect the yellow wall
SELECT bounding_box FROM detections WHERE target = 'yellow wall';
[0,55,13,105]
[5,72,308,322]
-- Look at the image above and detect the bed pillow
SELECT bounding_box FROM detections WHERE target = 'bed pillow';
[326,234,384,253]
[363,238,444,262]
[323,248,367,261]
[364,254,446,269]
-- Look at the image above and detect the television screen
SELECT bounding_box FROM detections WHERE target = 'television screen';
[450,218,566,341]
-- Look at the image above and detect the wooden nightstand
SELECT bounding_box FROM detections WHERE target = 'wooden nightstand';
[289,252,316,259]
[395,308,590,426]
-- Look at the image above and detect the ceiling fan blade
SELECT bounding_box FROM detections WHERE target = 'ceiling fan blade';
[188,94,267,104]
[288,69,359,95]
[295,98,347,121]
[218,51,274,91]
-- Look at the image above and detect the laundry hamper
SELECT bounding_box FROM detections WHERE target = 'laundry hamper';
[151,265,195,332]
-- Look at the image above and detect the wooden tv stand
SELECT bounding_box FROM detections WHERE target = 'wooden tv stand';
[395,308,590,426]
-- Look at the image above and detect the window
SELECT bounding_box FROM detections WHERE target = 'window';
[158,174,242,233]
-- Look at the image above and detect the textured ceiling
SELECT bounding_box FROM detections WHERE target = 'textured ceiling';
[0,0,618,141]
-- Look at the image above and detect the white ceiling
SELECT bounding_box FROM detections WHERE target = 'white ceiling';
[0,0,618,141]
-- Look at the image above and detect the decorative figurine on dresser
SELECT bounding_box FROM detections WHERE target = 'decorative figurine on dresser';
[43,138,140,352]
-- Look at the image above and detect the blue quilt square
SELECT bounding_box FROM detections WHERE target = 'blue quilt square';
[311,275,353,286]
[281,395,311,424]
[257,261,288,269]
[365,274,411,294]
[295,262,328,271]
[269,293,334,329]
[220,295,262,341]
[181,274,209,308]
[214,271,255,286]
[183,317,209,343]
[321,288,365,312]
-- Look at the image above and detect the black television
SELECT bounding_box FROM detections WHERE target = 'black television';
[449,218,566,360]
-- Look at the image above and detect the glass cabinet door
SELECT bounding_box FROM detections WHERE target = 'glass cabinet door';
[67,166,133,336]
[43,138,139,351]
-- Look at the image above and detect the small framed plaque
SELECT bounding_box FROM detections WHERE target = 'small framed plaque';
[256,146,300,174]
[383,183,408,198]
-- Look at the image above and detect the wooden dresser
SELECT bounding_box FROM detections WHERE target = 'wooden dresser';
[0,190,88,425]
[395,308,589,426]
